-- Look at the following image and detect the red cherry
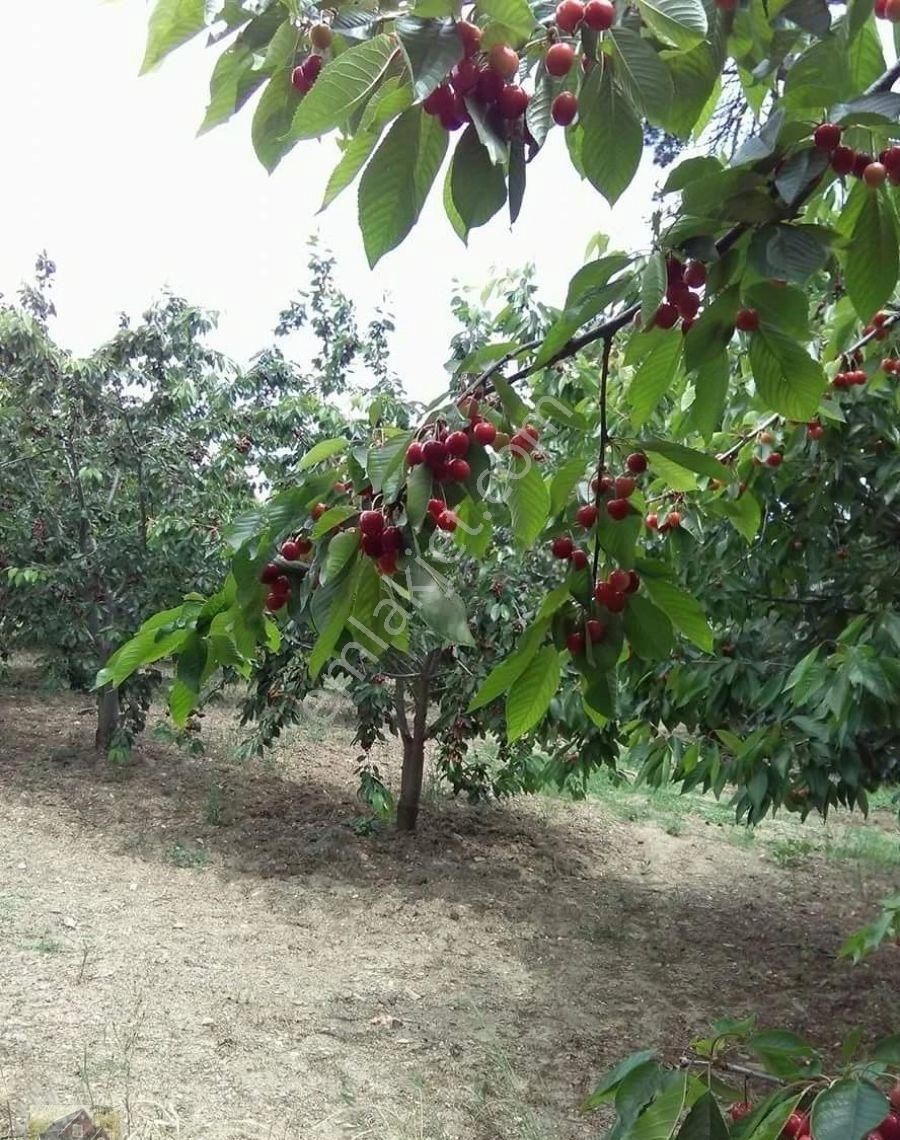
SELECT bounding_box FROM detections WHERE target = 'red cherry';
[437,509,458,532]
[471,420,496,446]
[681,316,695,334]
[854,151,875,178]
[361,533,383,557]
[556,0,585,32]
[606,498,631,521]
[586,619,606,643]
[546,42,576,76]
[265,591,288,612]
[729,1102,753,1123]
[765,452,783,467]
[879,1113,900,1140]
[566,630,586,655]
[450,58,480,95]
[876,0,888,13]
[498,84,529,118]
[551,91,579,126]
[865,161,888,186]
[678,291,701,320]
[291,66,312,93]
[488,43,519,78]
[885,0,900,22]
[614,475,636,498]
[646,513,659,529]
[626,570,640,594]
[377,552,399,576]
[359,510,385,536]
[475,66,505,104]
[782,1111,809,1138]
[280,540,302,561]
[438,94,469,131]
[445,430,470,457]
[551,536,575,559]
[592,474,614,494]
[883,147,900,180]
[295,537,313,555]
[608,568,630,593]
[583,0,615,28]
[422,439,448,468]
[311,502,327,521]
[665,510,682,528]
[449,458,471,481]
[570,548,589,570]
[654,302,679,329]
[456,19,482,56]
[382,526,404,552]
[260,562,281,584]
[813,122,842,151]
[423,83,455,116]
[522,424,540,441]
[715,0,737,9]
[807,421,824,440]
[427,498,445,519]
[406,441,424,465]
[831,145,856,175]
[576,503,599,528]
[683,260,707,288]
[625,452,648,474]
[735,307,760,332]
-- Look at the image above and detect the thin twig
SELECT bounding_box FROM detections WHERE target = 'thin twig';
[592,337,613,585]
[680,1056,787,1087]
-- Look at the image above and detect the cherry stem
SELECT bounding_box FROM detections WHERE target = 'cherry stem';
[591,335,613,586]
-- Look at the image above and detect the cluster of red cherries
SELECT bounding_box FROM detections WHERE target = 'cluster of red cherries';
[260,536,313,612]
[813,123,900,186]
[564,565,641,655]
[290,24,334,93]
[728,1082,900,1140]
[652,258,708,333]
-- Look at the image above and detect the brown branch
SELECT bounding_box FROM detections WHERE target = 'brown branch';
[591,337,613,584]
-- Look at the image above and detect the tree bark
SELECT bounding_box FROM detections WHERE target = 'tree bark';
[94,684,121,753]
[395,657,435,832]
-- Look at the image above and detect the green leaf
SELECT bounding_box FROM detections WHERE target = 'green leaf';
[636,0,708,48]
[493,373,530,425]
[581,68,643,207]
[321,529,361,584]
[609,28,675,126]
[640,438,730,480]
[846,191,899,321]
[745,282,811,341]
[676,1092,729,1140]
[641,251,668,328]
[289,35,398,140]
[506,646,561,741]
[252,69,302,172]
[98,623,193,687]
[468,619,549,710]
[630,1074,692,1140]
[526,64,554,148]
[832,91,900,124]
[312,504,357,538]
[624,595,675,658]
[684,287,739,372]
[406,462,433,527]
[642,578,712,651]
[367,431,415,493]
[199,30,271,134]
[321,131,384,211]
[454,497,493,557]
[658,42,720,138]
[509,133,526,223]
[809,1080,889,1140]
[715,493,762,543]
[396,16,464,100]
[581,1049,658,1110]
[629,331,683,428]
[551,457,589,515]
[309,561,361,679]
[360,75,415,131]
[298,437,348,470]
[142,0,208,73]
[566,254,634,309]
[169,631,207,726]
[873,1033,900,1063]
[359,107,448,266]
[748,224,833,283]
[449,125,508,238]
[476,0,537,42]
[781,0,831,35]
[748,330,825,420]
[685,352,729,439]
[597,509,642,567]
[466,95,509,166]
[407,560,475,644]
[506,460,551,548]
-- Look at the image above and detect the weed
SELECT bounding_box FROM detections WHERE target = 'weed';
[768,837,818,867]
[23,933,63,954]
[166,842,210,869]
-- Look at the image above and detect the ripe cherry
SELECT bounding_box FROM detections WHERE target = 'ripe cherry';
[311,502,327,521]
[782,1111,808,1138]
[655,302,679,329]
[551,91,579,126]
[678,291,701,320]
[879,1113,900,1140]
[456,19,482,56]
[614,475,636,498]
[423,84,455,117]
[683,260,707,288]
[576,503,599,528]
[813,122,842,151]
[626,570,640,594]
[551,535,575,559]
[570,548,589,570]
[439,93,469,130]
[886,0,900,21]
[584,0,615,28]
[450,58,480,95]
[831,145,856,175]
[608,568,630,592]
[729,1102,753,1122]
[382,526,404,552]
[546,42,576,77]
[361,533,383,557]
[437,509,459,532]
[489,43,519,78]
[473,420,498,445]
[586,619,606,643]
[864,161,887,186]
[360,510,386,536]
[261,562,281,584]
[377,552,399,575]
[607,498,631,521]
[592,474,614,494]
[566,630,586,654]
[449,458,471,481]
[422,439,448,468]
[406,441,425,465]
[265,591,287,612]
[735,307,760,332]
[427,498,445,518]
[281,540,302,561]
[807,421,824,440]
[291,66,311,93]
[877,0,888,14]
[625,451,648,474]
[476,66,505,104]
[556,0,585,31]
[498,84,530,119]
[302,54,323,85]
[854,150,875,178]
[310,22,333,49]
[646,513,659,529]
[665,510,682,528]
[445,430,470,457]
[295,537,313,555]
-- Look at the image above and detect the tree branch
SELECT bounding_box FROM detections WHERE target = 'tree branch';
[592,336,613,584]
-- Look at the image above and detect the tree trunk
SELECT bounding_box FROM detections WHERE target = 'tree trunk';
[94,684,120,753]
[397,733,425,832]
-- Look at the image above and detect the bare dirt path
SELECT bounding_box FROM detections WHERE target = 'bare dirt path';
[0,680,897,1139]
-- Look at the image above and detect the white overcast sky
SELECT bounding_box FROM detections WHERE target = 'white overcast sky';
[1,0,659,399]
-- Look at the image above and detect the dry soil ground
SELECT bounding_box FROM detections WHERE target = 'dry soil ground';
[0,665,898,1140]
